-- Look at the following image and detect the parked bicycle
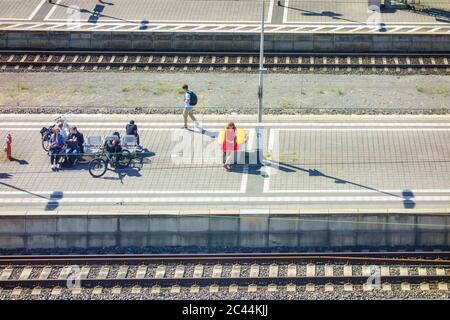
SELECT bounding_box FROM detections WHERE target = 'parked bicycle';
[88,147,132,178]
[40,115,70,152]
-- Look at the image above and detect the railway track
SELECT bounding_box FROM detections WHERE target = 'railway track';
[0,252,449,295]
[1,51,449,73]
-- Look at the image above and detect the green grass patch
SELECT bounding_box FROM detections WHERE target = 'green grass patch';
[429,86,450,97]
[79,84,96,94]
[18,83,31,91]
[279,98,295,109]
[336,88,345,96]
[121,85,132,93]
[416,85,426,94]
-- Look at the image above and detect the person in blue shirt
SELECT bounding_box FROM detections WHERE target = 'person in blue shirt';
[182,84,200,129]
[49,127,64,171]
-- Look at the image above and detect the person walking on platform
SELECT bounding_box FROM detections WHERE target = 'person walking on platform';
[181,84,200,130]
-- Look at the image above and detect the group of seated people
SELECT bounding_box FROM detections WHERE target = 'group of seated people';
[48,119,85,171]
[48,119,141,171]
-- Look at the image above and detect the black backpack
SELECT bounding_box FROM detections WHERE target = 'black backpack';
[188,91,198,106]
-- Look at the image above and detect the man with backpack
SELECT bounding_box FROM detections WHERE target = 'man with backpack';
[182,84,200,130]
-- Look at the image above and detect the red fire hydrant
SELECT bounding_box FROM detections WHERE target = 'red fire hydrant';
[4,133,12,161]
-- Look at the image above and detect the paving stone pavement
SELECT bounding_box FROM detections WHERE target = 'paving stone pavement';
[0,114,450,212]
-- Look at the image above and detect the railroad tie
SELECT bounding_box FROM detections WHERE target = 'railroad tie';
[92,286,103,295]
[117,265,129,278]
[136,265,147,279]
[111,286,122,295]
[131,285,142,294]
[438,282,448,291]
[231,264,241,278]
[420,283,430,291]
[286,283,296,292]
[362,265,372,277]
[381,266,390,277]
[19,268,32,281]
[97,266,110,279]
[324,283,334,292]
[190,285,200,294]
[170,285,181,294]
[12,287,23,296]
[401,282,411,291]
[305,283,315,292]
[248,284,258,293]
[382,283,392,291]
[324,264,333,277]
[250,264,260,278]
[306,264,316,277]
[0,267,13,280]
[31,287,42,296]
[399,267,409,276]
[267,284,278,292]
[175,265,185,278]
[58,266,71,280]
[151,285,161,295]
[209,284,219,293]
[436,268,445,276]
[343,283,353,292]
[269,264,278,278]
[212,264,222,278]
[155,265,166,279]
[418,268,427,276]
[51,287,63,296]
[343,265,353,277]
[80,266,90,279]
[193,265,204,278]
[287,264,297,277]
[71,287,82,295]
[228,284,239,293]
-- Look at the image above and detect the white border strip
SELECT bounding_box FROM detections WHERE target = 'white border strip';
[1,195,449,204]
[283,0,289,24]
[2,122,450,128]
[28,0,47,21]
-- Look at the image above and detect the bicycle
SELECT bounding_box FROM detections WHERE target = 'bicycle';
[40,115,69,152]
[88,147,132,178]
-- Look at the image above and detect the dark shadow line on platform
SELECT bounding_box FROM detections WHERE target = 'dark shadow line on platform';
[45,191,63,211]
[277,1,361,24]
[268,160,402,199]
[50,3,139,24]
[272,159,450,166]
[0,181,48,200]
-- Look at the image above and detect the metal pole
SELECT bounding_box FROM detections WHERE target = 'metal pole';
[258,0,265,124]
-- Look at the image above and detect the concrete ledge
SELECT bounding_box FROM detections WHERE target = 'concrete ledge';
[0,211,448,249]
[0,31,449,52]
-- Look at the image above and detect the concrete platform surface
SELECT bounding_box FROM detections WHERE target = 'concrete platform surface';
[0,0,449,34]
[0,114,450,213]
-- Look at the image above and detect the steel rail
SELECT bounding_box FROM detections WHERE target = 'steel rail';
[1,50,450,57]
[0,275,448,289]
[1,252,449,266]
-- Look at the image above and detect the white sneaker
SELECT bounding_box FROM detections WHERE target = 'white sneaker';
[51,165,55,171]
[56,164,61,170]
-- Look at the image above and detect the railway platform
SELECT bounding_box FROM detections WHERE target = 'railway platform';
[0,0,449,52]
[0,114,449,249]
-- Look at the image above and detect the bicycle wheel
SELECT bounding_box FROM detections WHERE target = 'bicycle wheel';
[117,150,132,169]
[88,158,107,178]
[42,138,49,152]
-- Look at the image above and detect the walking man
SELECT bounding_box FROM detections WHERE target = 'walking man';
[182,84,200,129]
